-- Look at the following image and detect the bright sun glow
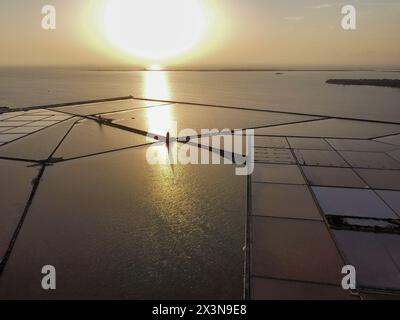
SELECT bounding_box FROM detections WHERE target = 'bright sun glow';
[148,64,162,71]
[103,0,207,61]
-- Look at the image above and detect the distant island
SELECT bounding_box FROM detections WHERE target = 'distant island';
[0,106,10,113]
[326,79,400,88]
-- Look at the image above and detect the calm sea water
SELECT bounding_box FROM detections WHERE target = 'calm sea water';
[0,67,399,122]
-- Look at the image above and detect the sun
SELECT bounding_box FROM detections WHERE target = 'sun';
[103,0,207,62]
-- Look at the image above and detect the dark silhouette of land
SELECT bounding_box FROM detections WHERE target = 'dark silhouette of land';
[327,79,400,88]
[0,107,10,112]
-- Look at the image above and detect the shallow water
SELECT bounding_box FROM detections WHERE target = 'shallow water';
[0,147,246,299]
[1,68,400,122]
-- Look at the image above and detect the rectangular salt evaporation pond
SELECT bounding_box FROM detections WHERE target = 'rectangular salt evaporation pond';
[0,112,24,121]
[24,109,64,116]
[0,121,31,127]
[0,118,78,161]
[255,119,400,139]
[254,148,296,164]
[254,136,289,148]
[252,183,321,220]
[4,127,43,134]
[53,119,155,160]
[0,146,246,299]
[333,231,400,291]
[376,190,400,216]
[294,150,349,167]
[0,133,25,143]
[103,104,318,137]
[251,277,357,300]
[327,139,398,152]
[312,187,397,219]
[339,151,400,169]
[52,99,165,116]
[355,169,400,190]
[252,164,305,185]
[288,138,332,150]
[376,134,400,146]
[302,167,367,188]
[251,217,344,285]
[388,150,400,163]
[7,115,51,122]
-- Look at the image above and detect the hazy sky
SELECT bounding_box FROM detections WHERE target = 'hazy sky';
[1,0,399,67]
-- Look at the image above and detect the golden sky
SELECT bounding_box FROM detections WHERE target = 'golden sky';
[1,0,399,67]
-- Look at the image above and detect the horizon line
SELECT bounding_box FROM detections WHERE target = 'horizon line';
[1,64,400,72]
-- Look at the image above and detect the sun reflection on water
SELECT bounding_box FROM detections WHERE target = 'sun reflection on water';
[144,70,176,162]
[144,70,175,130]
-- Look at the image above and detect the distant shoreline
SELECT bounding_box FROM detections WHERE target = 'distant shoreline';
[2,66,399,73]
[326,79,400,88]
[86,69,400,73]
